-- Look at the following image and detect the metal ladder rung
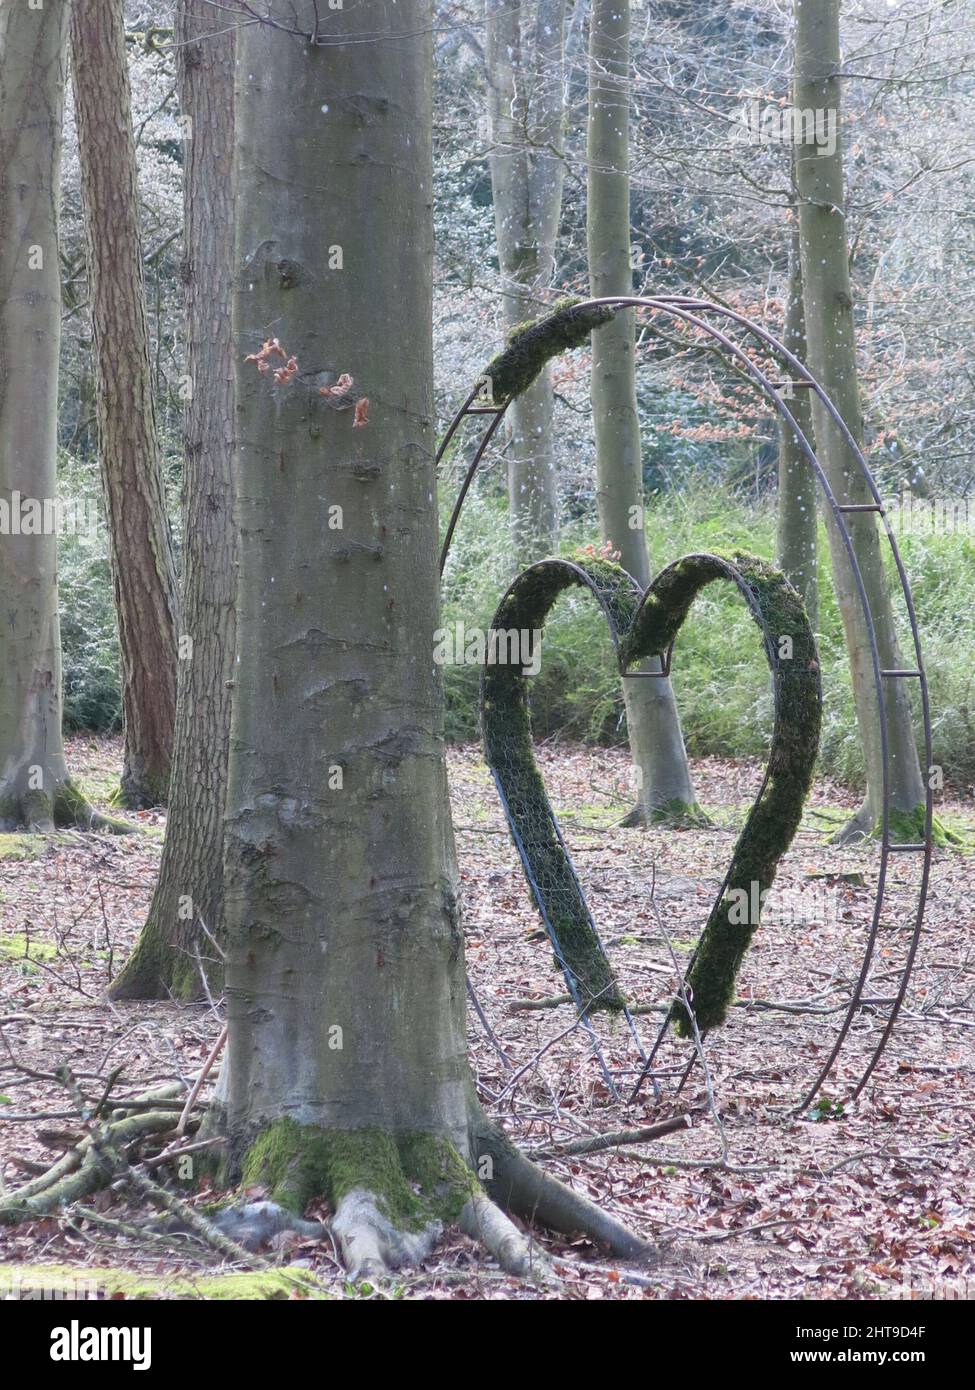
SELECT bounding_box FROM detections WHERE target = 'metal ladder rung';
[881,669,922,677]
[837,503,886,513]
[622,647,673,679]
[884,842,929,853]
[466,406,504,415]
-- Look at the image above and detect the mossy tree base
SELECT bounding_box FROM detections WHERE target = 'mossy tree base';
[228,1114,649,1280]
[109,910,219,1002]
[117,768,170,812]
[0,777,134,835]
[831,801,962,848]
[618,797,712,830]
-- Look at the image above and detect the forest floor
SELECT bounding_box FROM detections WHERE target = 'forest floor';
[0,736,973,1301]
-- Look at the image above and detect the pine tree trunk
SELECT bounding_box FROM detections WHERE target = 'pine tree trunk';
[0,0,114,834]
[71,0,180,810]
[214,0,644,1277]
[794,0,926,842]
[774,214,818,629]
[587,0,699,826]
[110,0,237,1000]
[486,0,567,560]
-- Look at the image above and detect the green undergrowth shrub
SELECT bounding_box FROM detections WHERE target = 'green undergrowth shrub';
[439,481,975,791]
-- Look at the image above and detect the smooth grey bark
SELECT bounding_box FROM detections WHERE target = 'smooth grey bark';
[794,0,926,841]
[485,0,567,559]
[587,0,699,825]
[0,0,122,834]
[111,0,237,1000]
[71,0,180,809]
[216,0,646,1275]
[775,214,818,630]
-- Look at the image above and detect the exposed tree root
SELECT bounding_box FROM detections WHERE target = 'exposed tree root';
[0,1101,654,1284]
[331,1191,442,1279]
[472,1118,653,1262]
[458,1190,550,1279]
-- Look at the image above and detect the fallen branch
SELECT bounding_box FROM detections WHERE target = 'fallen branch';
[176,1025,227,1137]
[527,1115,692,1159]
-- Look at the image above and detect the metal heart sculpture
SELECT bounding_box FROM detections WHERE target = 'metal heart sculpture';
[481,551,822,1037]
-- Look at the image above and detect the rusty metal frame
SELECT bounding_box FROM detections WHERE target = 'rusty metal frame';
[437,294,934,1111]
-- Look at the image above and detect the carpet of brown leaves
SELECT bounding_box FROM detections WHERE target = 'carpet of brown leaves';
[0,736,972,1301]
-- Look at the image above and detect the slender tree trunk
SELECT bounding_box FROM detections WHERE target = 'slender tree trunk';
[775,214,818,629]
[794,0,926,842]
[0,0,122,834]
[111,0,237,1000]
[486,0,567,559]
[214,0,643,1277]
[587,0,700,826]
[71,0,180,809]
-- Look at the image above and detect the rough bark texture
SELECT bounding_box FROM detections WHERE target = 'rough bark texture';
[586,0,699,824]
[486,0,567,559]
[111,0,237,999]
[215,0,646,1276]
[775,212,818,630]
[71,0,180,809]
[0,0,115,833]
[794,0,926,841]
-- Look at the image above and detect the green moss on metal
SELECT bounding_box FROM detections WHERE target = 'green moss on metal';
[482,554,644,1012]
[624,551,822,1034]
[481,548,822,1036]
[480,299,617,405]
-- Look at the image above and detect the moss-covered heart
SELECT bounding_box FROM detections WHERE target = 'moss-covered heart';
[481,551,822,1037]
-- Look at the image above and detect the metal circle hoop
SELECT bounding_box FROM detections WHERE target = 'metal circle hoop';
[437,294,933,1111]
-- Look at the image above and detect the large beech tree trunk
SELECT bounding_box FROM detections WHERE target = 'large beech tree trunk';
[587,0,700,826]
[0,0,120,834]
[71,0,180,809]
[774,213,818,630]
[794,0,927,843]
[111,0,237,1000]
[486,0,567,560]
[216,0,644,1278]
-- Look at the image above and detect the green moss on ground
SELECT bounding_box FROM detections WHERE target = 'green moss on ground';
[0,1262,326,1301]
[0,834,43,862]
[649,798,711,828]
[0,934,60,962]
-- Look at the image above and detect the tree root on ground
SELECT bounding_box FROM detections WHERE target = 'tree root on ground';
[0,1105,655,1284]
